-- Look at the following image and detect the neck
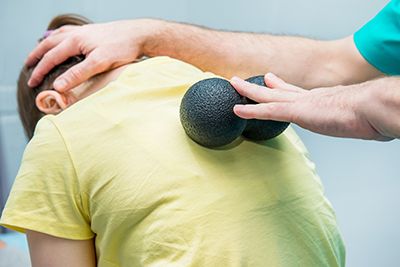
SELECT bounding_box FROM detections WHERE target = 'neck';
[92,64,129,92]
[67,64,129,103]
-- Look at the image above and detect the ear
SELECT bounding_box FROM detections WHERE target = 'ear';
[35,91,68,114]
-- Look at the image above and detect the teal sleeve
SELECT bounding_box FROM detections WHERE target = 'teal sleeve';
[354,0,400,75]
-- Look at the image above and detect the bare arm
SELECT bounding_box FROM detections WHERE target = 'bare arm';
[26,230,96,267]
[231,74,400,141]
[26,19,382,92]
[144,22,382,88]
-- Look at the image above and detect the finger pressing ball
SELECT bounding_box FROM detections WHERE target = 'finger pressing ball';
[180,78,247,148]
[180,76,290,148]
[242,75,290,140]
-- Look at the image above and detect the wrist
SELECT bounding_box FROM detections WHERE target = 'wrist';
[139,18,168,57]
[357,78,398,140]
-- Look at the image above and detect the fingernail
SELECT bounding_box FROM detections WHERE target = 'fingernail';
[230,76,245,86]
[28,78,38,88]
[54,79,67,90]
[233,105,246,117]
[43,30,54,39]
[25,58,34,67]
[27,79,34,87]
[233,105,241,113]
[266,72,276,79]
[234,104,244,109]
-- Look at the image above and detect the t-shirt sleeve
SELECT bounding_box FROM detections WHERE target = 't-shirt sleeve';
[354,0,400,75]
[0,117,94,240]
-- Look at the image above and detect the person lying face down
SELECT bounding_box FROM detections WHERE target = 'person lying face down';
[2,14,345,267]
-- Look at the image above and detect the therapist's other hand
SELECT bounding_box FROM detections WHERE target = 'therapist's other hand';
[231,73,394,141]
[26,19,156,92]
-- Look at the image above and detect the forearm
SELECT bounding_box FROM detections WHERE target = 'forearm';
[231,71,397,141]
[142,20,382,88]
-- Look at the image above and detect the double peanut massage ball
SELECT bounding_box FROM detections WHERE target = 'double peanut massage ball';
[180,75,290,148]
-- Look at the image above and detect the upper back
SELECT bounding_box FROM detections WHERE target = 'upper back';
[8,57,345,266]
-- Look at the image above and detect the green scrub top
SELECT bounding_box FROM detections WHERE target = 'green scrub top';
[354,0,400,75]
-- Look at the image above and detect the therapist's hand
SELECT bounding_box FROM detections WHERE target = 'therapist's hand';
[231,73,397,141]
[26,19,158,92]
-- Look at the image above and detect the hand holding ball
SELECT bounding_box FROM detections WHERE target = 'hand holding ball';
[241,76,290,140]
[180,76,290,148]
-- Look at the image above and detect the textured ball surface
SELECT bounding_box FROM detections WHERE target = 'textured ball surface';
[242,75,290,140]
[180,78,247,148]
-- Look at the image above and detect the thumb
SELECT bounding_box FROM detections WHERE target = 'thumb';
[53,54,108,92]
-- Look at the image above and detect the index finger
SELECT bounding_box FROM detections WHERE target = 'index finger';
[234,102,294,122]
[25,33,66,67]
[28,39,80,87]
[230,77,297,103]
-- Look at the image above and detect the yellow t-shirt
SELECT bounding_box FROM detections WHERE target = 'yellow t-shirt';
[1,57,345,267]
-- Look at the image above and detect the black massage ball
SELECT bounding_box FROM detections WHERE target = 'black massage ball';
[242,75,290,140]
[180,78,247,148]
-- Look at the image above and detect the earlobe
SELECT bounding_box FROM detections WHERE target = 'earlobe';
[36,91,68,114]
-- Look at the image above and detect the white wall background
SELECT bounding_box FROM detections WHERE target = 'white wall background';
[1,0,399,266]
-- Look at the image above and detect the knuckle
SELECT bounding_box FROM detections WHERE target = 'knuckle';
[41,38,53,49]
[40,55,57,72]
[247,84,259,94]
[68,34,78,45]
[264,103,288,121]
[98,58,109,69]
[32,65,47,79]
[58,25,70,33]
[248,106,261,118]
[89,56,100,66]
[68,67,83,80]
[243,109,256,119]
[69,34,80,44]
[41,53,55,65]
[90,57,107,69]
[266,103,280,113]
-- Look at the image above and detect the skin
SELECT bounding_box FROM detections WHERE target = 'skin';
[26,230,96,267]
[36,64,127,114]
[231,73,400,140]
[27,20,150,91]
[26,20,381,90]
[23,19,399,141]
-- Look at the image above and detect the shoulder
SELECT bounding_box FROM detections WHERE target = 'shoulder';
[27,115,68,160]
[18,115,76,186]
